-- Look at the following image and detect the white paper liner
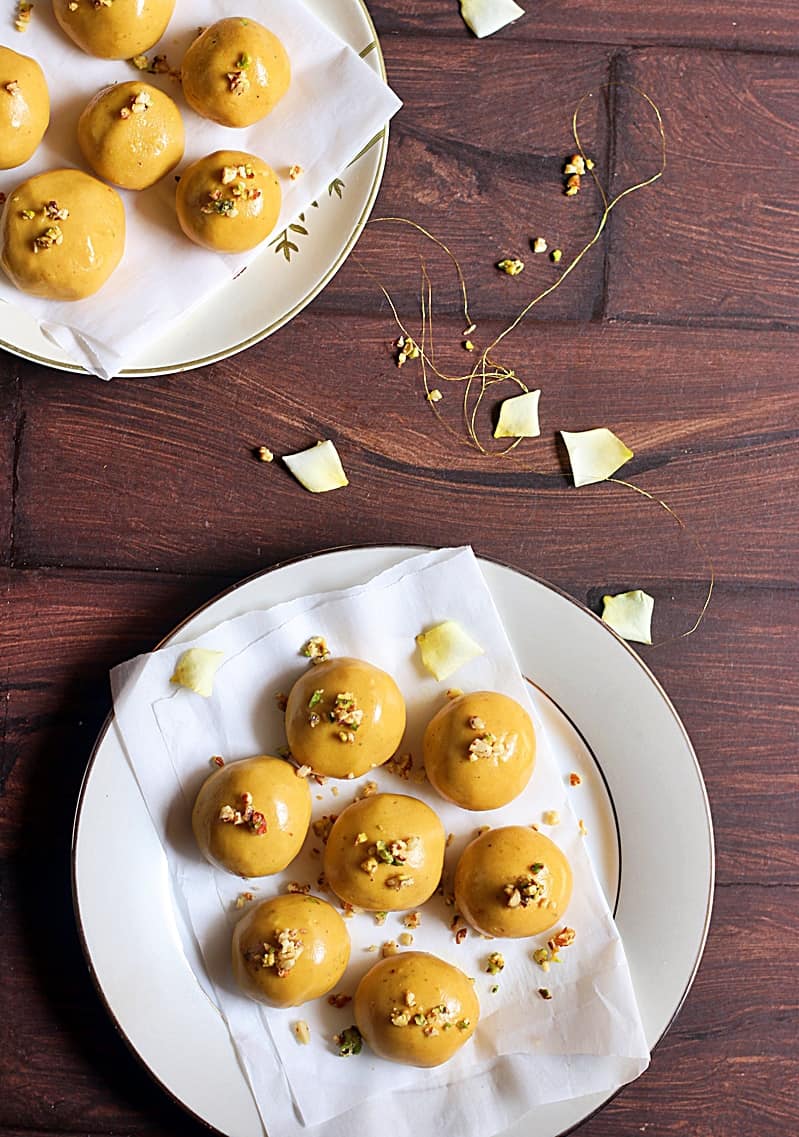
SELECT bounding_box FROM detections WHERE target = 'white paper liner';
[111,547,649,1137]
[0,0,401,378]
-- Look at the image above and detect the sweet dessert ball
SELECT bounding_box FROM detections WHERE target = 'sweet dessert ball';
[454,825,572,938]
[355,952,479,1067]
[78,82,184,191]
[192,755,311,878]
[1,169,125,300]
[423,691,536,811]
[232,893,350,1007]
[52,0,176,60]
[285,657,406,780]
[324,793,445,911]
[181,17,290,128]
[0,47,50,170]
[175,150,281,254]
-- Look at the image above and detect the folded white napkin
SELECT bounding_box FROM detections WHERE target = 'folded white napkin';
[111,548,649,1137]
[0,0,401,378]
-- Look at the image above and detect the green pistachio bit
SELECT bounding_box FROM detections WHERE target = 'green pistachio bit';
[308,689,324,709]
[336,1026,363,1056]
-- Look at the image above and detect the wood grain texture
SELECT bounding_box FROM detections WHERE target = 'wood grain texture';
[604,50,799,326]
[369,1,799,53]
[1,2,798,1135]
[315,37,613,320]
[12,318,799,587]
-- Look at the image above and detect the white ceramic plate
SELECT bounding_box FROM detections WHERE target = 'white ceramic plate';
[0,0,388,377]
[72,547,714,1136]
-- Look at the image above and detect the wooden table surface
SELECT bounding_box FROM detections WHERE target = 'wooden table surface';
[2,2,798,1135]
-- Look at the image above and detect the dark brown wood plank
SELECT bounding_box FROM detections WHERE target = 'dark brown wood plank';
[317,37,613,320]
[604,49,799,327]
[0,355,20,565]
[369,0,799,53]
[13,318,799,585]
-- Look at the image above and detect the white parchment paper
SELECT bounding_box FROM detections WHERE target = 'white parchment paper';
[111,547,649,1137]
[0,0,400,378]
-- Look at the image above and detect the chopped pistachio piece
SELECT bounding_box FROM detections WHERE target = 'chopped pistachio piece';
[601,589,655,645]
[494,389,541,439]
[283,440,348,493]
[497,257,525,276]
[459,0,524,38]
[335,1025,363,1056]
[170,647,224,697]
[560,427,634,487]
[416,620,484,681]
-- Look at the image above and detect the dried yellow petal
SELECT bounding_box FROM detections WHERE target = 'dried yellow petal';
[601,590,654,645]
[560,427,633,487]
[494,390,541,439]
[170,648,224,697]
[459,0,524,38]
[416,620,484,681]
[283,440,348,494]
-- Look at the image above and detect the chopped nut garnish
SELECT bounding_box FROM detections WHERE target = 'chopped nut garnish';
[402,911,421,929]
[463,339,475,352]
[20,209,35,220]
[257,445,274,463]
[468,730,516,763]
[454,926,468,945]
[286,881,310,895]
[569,772,582,786]
[497,257,524,276]
[427,388,443,403]
[327,992,352,1009]
[564,153,586,176]
[532,237,547,254]
[338,730,355,743]
[227,69,250,94]
[211,754,225,768]
[235,891,255,910]
[490,983,499,994]
[548,926,576,953]
[334,1025,362,1056]
[120,89,152,119]
[42,200,69,222]
[542,810,560,826]
[385,873,414,891]
[551,248,563,263]
[468,715,486,731]
[329,691,363,735]
[586,157,595,170]
[395,334,421,367]
[32,225,63,253]
[485,951,505,975]
[365,943,378,952]
[248,929,304,977]
[382,940,399,957]
[289,164,303,181]
[532,947,551,971]
[222,162,255,185]
[340,901,357,918]
[578,817,588,836]
[200,195,239,217]
[217,792,267,835]
[385,752,414,780]
[446,687,464,699]
[504,863,546,908]
[293,1020,311,1045]
[399,932,414,946]
[456,1018,471,1030]
[5,81,21,95]
[130,53,149,70]
[353,832,368,846]
[374,910,387,925]
[356,780,378,800]
[538,988,553,1000]
[14,2,33,32]
[302,635,330,664]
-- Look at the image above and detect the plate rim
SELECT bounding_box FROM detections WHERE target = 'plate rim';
[0,0,389,378]
[71,542,715,1137]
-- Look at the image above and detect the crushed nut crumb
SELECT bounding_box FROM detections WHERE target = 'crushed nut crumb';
[578,818,588,837]
[293,1020,311,1044]
[385,752,414,780]
[327,992,352,1009]
[5,81,21,95]
[235,891,255,910]
[227,69,250,95]
[569,772,582,786]
[312,814,337,842]
[32,224,63,253]
[542,810,560,826]
[302,636,330,664]
[257,445,274,463]
[289,164,303,180]
[286,881,311,895]
[356,780,378,800]
[504,863,546,908]
[468,730,516,763]
[211,755,225,768]
[497,257,524,276]
[551,248,563,263]
[382,940,399,957]
[248,928,304,977]
[217,792,267,835]
[485,951,505,975]
[538,987,553,1000]
[532,237,547,254]
[399,932,414,946]
[427,388,443,403]
[402,911,421,929]
[334,1025,362,1056]
[446,687,463,699]
[14,2,33,32]
[548,927,576,953]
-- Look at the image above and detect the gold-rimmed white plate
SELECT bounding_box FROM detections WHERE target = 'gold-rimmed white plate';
[72,546,714,1137]
[0,0,388,377]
